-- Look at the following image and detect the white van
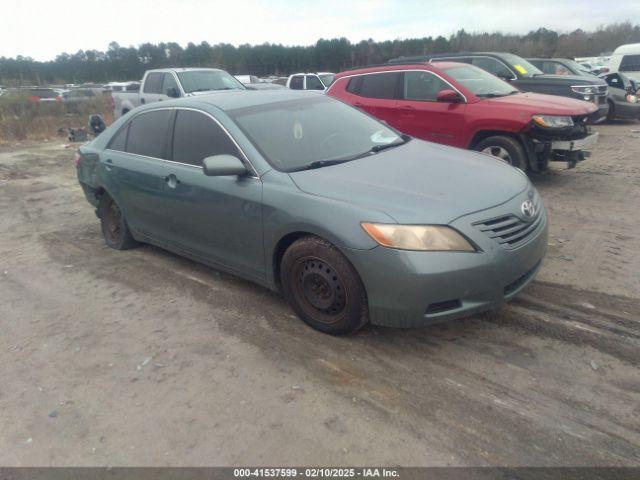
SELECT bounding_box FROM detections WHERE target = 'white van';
[608,43,640,81]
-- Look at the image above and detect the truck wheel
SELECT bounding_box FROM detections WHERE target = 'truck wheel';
[475,136,527,171]
[281,236,369,335]
[98,194,138,250]
[606,100,615,121]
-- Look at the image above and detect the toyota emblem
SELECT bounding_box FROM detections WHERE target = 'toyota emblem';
[521,200,536,219]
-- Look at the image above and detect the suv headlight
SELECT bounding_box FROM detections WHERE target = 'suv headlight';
[361,223,475,252]
[571,85,597,95]
[532,115,574,128]
[626,93,638,103]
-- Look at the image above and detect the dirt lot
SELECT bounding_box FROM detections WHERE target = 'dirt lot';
[0,124,639,467]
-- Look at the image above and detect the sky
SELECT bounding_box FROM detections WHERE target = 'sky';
[1,0,638,61]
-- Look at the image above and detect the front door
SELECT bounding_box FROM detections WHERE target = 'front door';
[162,109,264,280]
[395,71,466,146]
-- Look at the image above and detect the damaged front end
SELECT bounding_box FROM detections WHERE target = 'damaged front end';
[521,114,598,170]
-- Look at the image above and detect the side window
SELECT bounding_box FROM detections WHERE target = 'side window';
[161,74,179,95]
[359,72,400,99]
[289,76,304,90]
[306,75,324,90]
[346,77,361,94]
[539,61,559,75]
[126,110,172,158]
[620,55,640,72]
[471,57,514,78]
[403,71,450,101]
[107,123,129,151]
[143,73,163,94]
[172,110,241,166]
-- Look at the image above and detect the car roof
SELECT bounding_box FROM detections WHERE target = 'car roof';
[613,43,640,55]
[157,89,322,112]
[335,61,464,78]
[146,68,225,73]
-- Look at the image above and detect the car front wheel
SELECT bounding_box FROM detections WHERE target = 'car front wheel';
[281,236,369,335]
[475,135,527,170]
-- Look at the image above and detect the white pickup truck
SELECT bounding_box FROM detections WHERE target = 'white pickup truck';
[111,68,246,119]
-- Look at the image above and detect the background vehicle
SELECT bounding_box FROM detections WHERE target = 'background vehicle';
[76,91,546,335]
[598,72,640,120]
[104,81,141,93]
[389,52,609,123]
[286,72,335,91]
[234,75,261,85]
[25,87,67,103]
[111,68,245,118]
[527,58,640,121]
[328,62,599,171]
[607,43,640,82]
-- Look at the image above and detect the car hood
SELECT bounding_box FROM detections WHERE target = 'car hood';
[288,139,529,224]
[485,92,598,115]
[516,74,607,86]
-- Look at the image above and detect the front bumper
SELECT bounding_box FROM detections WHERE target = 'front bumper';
[551,132,599,151]
[610,99,640,120]
[586,102,609,124]
[344,191,548,328]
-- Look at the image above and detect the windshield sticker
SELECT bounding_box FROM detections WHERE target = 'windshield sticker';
[514,64,528,75]
[293,120,303,139]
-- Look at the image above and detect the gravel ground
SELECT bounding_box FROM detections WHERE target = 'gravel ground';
[0,123,639,466]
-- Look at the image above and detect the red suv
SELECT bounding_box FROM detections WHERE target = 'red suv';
[327,62,600,171]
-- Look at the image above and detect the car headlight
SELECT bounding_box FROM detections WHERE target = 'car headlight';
[532,115,574,128]
[626,93,638,103]
[361,223,475,252]
[571,85,597,95]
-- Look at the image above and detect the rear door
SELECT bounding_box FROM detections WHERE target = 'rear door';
[140,72,167,105]
[102,109,174,239]
[162,109,264,279]
[396,70,466,146]
[345,72,401,125]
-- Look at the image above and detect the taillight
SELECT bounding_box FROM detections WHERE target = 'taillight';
[74,151,82,168]
[110,94,115,110]
[56,96,62,102]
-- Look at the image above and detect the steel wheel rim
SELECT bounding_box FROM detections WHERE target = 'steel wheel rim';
[292,257,347,324]
[482,146,512,164]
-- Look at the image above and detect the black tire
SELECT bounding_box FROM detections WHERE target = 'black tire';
[97,193,138,250]
[280,236,369,335]
[606,99,615,121]
[474,135,527,170]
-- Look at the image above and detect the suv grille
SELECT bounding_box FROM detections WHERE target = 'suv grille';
[596,85,607,96]
[473,198,544,249]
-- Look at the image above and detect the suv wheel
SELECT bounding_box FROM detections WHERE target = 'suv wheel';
[98,194,138,250]
[281,236,369,335]
[475,135,527,170]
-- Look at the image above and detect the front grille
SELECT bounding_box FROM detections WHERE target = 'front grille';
[596,85,607,96]
[473,198,544,249]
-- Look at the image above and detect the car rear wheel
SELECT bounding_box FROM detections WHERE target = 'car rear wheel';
[281,236,369,335]
[475,135,527,170]
[98,194,138,250]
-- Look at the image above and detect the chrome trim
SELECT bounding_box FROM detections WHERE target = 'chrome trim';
[329,69,468,103]
[105,106,260,178]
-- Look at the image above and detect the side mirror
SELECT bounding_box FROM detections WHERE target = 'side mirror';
[166,87,180,98]
[202,155,247,177]
[437,89,462,103]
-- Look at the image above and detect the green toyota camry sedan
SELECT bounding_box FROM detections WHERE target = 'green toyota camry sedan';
[76,90,547,334]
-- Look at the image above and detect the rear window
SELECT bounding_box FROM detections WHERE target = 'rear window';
[143,73,163,94]
[620,55,640,72]
[358,72,400,99]
[126,110,172,158]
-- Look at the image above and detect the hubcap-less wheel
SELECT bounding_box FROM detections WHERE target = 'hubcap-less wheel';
[105,200,122,244]
[482,146,513,164]
[294,257,346,323]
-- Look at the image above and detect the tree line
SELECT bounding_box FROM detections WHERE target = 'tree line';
[1,22,639,85]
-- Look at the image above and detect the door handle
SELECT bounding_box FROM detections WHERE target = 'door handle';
[353,103,364,108]
[103,158,113,171]
[164,174,180,188]
[399,105,415,116]
[140,98,146,104]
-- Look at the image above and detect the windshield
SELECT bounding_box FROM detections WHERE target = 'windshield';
[443,65,518,97]
[500,54,543,77]
[228,96,403,172]
[319,74,335,87]
[565,59,593,75]
[177,70,246,93]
